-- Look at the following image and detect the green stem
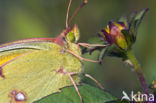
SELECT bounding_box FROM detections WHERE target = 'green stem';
[126,50,150,97]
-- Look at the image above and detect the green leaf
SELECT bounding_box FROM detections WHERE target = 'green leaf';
[135,8,149,21]
[129,8,148,42]
[118,16,128,26]
[98,48,107,61]
[106,45,127,60]
[34,84,116,103]
[129,12,136,24]
[128,12,136,42]
[134,8,149,30]
[107,99,131,103]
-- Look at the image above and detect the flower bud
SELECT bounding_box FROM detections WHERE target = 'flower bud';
[101,21,128,50]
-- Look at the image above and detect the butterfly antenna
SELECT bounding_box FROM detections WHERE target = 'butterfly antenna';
[66,0,72,29]
[68,0,88,26]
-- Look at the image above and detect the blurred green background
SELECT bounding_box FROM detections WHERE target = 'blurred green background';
[0,0,155,98]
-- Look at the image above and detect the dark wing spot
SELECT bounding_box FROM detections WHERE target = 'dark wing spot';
[0,67,5,78]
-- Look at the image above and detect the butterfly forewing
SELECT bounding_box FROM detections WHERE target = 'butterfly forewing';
[0,40,82,103]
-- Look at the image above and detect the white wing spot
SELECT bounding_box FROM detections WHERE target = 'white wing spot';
[15,92,25,101]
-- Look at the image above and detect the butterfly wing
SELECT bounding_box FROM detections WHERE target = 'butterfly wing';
[0,39,82,103]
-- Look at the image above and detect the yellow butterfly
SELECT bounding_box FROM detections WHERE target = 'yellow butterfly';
[0,0,105,103]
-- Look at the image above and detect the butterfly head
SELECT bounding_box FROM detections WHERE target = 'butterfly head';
[66,24,80,43]
[62,0,87,44]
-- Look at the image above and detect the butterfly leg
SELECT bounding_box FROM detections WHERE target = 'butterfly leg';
[67,72,83,103]
[66,49,100,63]
[78,43,108,49]
[85,74,104,90]
[57,67,83,103]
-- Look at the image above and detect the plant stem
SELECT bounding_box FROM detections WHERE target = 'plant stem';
[126,50,150,97]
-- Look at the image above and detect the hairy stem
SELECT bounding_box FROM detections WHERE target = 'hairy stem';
[126,50,150,97]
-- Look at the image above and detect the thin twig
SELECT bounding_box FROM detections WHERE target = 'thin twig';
[126,50,150,102]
